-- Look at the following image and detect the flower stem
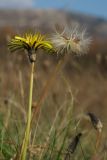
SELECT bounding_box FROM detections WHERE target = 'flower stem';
[20,62,35,160]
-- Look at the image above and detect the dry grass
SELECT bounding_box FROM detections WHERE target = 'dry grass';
[0,29,107,159]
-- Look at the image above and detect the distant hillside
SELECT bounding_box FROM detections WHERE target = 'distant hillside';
[0,9,107,39]
[0,9,107,61]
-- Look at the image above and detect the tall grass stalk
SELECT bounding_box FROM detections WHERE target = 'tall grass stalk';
[31,55,67,125]
[20,62,35,160]
[30,57,66,159]
[0,102,12,154]
[95,131,102,150]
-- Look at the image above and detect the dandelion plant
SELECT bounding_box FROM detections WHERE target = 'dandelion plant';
[31,24,91,124]
[8,32,53,160]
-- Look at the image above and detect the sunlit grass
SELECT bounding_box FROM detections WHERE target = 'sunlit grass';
[0,23,107,160]
[0,73,106,160]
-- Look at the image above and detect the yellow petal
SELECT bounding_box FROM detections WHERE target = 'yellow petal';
[15,36,27,43]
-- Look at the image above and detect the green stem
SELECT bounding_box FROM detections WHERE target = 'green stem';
[20,62,35,160]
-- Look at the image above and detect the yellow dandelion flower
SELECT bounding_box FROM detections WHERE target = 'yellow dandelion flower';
[8,32,53,62]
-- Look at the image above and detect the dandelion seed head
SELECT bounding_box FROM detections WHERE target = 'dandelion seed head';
[51,23,92,55]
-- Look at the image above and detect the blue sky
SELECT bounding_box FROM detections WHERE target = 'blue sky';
[0,0,107,19]
[34,0,107,19]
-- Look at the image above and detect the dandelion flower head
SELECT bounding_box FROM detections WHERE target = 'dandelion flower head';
[50,23,91,55]
[8,32,53,62]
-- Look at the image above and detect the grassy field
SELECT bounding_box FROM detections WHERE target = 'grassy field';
[0,27,107,160]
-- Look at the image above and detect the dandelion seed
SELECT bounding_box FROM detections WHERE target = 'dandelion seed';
[87,112,103,132]
[50,23,91,55]
[8,33,53,63]
[64,133,82,160]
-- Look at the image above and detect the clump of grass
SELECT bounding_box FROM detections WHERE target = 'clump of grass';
[0,83,105,160]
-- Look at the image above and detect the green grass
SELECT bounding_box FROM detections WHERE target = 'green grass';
[0,77,106,160]
[0,47,107,159]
